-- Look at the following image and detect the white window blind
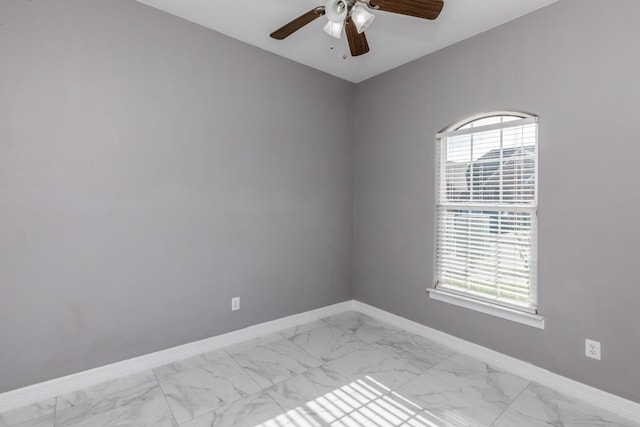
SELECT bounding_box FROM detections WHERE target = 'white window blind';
[435,115,538,313]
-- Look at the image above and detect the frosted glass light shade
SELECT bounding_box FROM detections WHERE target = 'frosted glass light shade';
[351,6,375,33]
[326,0,348,22]
[323,20,343,39]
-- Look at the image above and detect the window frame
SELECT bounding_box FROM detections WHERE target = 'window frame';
[428,111,544,328]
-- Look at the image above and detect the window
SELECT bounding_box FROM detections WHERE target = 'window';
[431,113,540,323]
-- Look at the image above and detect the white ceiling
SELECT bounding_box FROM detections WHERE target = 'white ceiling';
[136,0,557,83]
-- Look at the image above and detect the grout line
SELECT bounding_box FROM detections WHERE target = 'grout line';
[407,351,460,385]
[263,392,289,423]
[488,380,531,427]
[53,397,58,427]
[224,352,265,393]
[280,326,332,364]
[151,369,180,426]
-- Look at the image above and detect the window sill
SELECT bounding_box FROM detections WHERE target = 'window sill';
[426,288,545,329]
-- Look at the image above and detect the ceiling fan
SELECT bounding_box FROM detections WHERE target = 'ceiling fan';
[270,0,444,57]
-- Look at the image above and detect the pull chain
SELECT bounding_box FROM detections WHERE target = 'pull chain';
[342,30,348,59]
[325,21,347,60]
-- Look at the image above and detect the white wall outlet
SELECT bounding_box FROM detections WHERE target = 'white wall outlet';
[231,297,240,311]
[585,339,601,360]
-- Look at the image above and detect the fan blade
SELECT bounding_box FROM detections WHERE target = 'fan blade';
[369,0,444,20]
[345,18,370,56]
[270,7,326,40]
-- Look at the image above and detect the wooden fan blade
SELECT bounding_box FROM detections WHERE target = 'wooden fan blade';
[270,7,325,40]
[370,0,444,20]
[345,18,370,57]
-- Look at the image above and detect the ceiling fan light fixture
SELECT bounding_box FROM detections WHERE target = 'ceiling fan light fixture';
[351,6,375,34]
[325,0,348,23]
[323,20,343,39]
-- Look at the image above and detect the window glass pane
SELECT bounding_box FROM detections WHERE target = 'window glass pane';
[501,115,520,123]
[437,114,537,312]
[471,116,501,127]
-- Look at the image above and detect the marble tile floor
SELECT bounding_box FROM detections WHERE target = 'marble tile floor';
[2,311,638,427]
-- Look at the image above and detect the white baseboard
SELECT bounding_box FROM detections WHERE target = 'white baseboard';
[3,299,638,423]
[0,300,353,413]
[352,300,640,423]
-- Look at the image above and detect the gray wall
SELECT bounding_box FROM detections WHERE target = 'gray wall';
[0,0,354,392]
[354,0,640,403]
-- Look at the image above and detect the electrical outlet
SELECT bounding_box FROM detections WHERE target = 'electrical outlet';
[231,297,240,311]
[585,339,601,360]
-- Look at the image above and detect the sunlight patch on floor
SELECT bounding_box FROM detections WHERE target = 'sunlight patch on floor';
[257,376,445,427]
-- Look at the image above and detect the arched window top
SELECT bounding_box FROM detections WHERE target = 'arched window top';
[441,111,536,133]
